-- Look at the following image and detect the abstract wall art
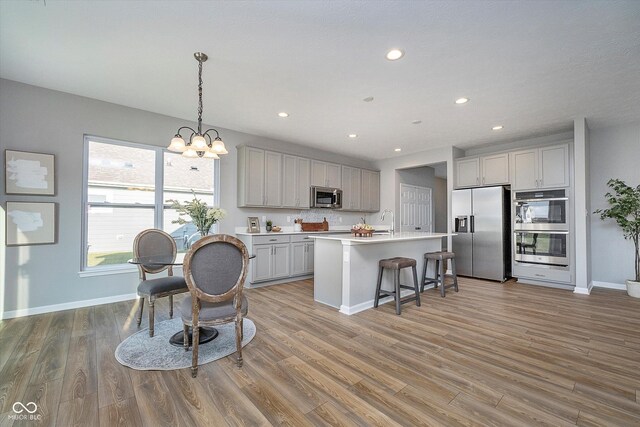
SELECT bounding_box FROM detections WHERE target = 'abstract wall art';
[5,150,55,195]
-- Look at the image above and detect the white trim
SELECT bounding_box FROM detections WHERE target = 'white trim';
[592,280,626,290]
[2,293,138,319]
[246,274,313,288]
[339,287,432,315]
[78,266,138,278]
[573,281,593,295]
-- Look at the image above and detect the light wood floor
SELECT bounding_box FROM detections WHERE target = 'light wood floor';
[1,277,639,426]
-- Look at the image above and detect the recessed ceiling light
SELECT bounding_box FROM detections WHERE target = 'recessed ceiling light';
[348,134,358,138]
[455,97,469,104]
[278,112,289,118]
[386,49,404,61]
[492,125,504,130]
[394,148,402,152]
[363,96,374,103]
[412,120,422,125]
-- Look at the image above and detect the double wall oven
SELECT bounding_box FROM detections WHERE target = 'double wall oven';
[513,189,569,267]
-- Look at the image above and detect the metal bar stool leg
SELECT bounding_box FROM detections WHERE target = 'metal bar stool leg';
[412,265,421,306]
[394,269,401,315]
[374,265,384,308]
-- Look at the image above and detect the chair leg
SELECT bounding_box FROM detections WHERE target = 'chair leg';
[452,258,459,292]
[148,298,155,337]
[183,323,190,351]
[191,312,200,378]
[169,295,174,318]
[433,260,440,288]
[240,317,244,341]
[394,269,401,315]
[235,317,243,368]
[439,260,446,298]
[412,265,421,307]
[420,258,427,292]
[374,266,384,308]
[136,297,144,327]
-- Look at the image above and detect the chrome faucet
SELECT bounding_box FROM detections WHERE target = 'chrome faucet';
[381,209,395,235]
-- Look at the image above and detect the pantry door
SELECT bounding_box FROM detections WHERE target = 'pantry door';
[400,183,432,233]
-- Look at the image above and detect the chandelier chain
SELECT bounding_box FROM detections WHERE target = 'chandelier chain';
[197,57,203,134]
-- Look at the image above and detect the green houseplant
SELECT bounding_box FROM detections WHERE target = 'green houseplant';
[594,178,640,297]
[266,220,273,232]
[166,192,226,238]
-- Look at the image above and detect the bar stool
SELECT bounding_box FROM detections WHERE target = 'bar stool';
[421,251,459,297]
[374,257,421,315]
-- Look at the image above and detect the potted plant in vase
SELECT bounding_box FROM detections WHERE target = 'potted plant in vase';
[266,220,272,232]
[167,191,226,239]
[594,178,640,297]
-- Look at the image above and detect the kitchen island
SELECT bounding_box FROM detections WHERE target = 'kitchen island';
[310,232,451,315]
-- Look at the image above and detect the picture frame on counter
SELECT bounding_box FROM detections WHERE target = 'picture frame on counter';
[6,201,57,246]
[247,216,260,233]
[5,149,56,195]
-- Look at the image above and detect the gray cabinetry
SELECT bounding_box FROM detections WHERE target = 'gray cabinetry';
[264,151,282,207]
[311,160,342,188]
[283,155,310,208]
[250,234,291,283]
[291,236,314,276]
[361,169,380,212]
[456,157,480,188]
[511,143,569,190]
[481,153,509,185]
[237,146,265,206]
[341,166,362,211]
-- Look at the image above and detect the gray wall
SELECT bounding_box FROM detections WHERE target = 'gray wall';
[0,79,374,315]
[589,121,640,285]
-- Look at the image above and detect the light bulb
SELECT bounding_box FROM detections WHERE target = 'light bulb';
[211,137,228,154]
[168,135,186,152]
[182,147,198,158]
[191,135,207,150]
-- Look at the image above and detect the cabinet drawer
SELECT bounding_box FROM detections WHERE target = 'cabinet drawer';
[513,264,572,283]
[290,234,314,243]
[253,235,291,245]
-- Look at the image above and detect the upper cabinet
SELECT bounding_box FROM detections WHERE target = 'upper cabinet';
[455,154,509,188]
[455,158,480,188]
[282,155,311,209]
[311,160,342,188]
[341,166,362,211]
[238,145,378,211]
[511,143,569,190]
[361,169,380,212]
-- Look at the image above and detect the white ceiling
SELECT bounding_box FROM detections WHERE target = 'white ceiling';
[1,1,639,160]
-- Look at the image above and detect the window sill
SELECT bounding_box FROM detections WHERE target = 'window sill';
[78,266,138,278]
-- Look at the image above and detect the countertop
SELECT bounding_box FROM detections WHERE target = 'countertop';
[235,230,354,236]
[310,232,452,245]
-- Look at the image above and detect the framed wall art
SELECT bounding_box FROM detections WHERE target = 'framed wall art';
[5,149,56,195]
[6,202,57,246]
[247,216,260,233]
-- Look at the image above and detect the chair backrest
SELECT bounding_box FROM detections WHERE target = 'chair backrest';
[183,234,249,303]
[133,229,177,275]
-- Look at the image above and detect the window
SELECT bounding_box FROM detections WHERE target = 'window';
[82,136,218,271]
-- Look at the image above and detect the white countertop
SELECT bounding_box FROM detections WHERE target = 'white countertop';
[235,230,353,236]
[310,232,452,245]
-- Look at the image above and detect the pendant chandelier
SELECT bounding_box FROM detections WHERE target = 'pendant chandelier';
[167,52,228,158]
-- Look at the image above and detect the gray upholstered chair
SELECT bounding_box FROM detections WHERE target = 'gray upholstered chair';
[133,229,188,337]
[181,234,249,378]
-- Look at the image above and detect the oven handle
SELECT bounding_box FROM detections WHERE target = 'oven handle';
[514,230,569,234]
[514,197,568,203]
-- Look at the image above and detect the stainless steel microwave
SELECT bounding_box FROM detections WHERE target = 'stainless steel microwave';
[310,186,342,209]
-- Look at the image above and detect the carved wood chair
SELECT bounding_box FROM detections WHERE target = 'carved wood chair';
[181,234,249,378]
[133,229,188,337]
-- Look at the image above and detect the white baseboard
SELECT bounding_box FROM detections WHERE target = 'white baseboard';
[2,293,138,320]
[592,281,626,291]
[573,286,591,295]
[339,286,433,316]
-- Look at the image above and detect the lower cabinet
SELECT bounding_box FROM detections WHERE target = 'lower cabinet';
[238,233,318,285]
[252,243,290,282]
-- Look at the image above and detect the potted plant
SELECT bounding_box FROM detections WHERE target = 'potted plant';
[266,220,273,232]
[594,178,640,297]
[167,191,226,238]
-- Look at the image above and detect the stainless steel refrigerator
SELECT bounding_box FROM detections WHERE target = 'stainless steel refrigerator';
[452,186,511,281]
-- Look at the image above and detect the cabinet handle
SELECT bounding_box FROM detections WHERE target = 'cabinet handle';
[269,238,277,242]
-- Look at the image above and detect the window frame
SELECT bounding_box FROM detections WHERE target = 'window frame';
[81,134,220,273]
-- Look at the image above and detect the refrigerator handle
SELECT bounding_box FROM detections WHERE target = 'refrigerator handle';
[470,215,475,233]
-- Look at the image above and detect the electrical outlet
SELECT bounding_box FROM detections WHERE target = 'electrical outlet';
[287,216,291,223]
[262,215,266,222]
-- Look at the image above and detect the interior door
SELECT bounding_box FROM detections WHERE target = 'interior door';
[400,183,432,232]
[472,186,505,280]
